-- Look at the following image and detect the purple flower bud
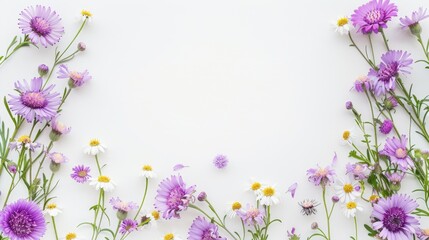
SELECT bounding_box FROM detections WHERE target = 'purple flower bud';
[345,101,353,110]
[7,162,17,174]
[384,96,398,110]
[78,42,86,51]
[197,191,207,201]
[379,119,393,134]
[38,64,49,76]
[331,195,339,203]
[311,222,318,230]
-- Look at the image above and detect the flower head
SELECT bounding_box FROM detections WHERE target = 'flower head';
[248,180,263,196]
[334,178,361,203]
[84,139,106,155]
[341,129,355,145]
[351,0,398,34]
[9,135,40,152]
[142,165,157,178]
[197,192,207,202]
[333,16,350,35]
[307,156,336,187]
[227,201,242,218]
[90,175,115,192]
[257,185,279,206]
[372,194,419,240]
[386,172,405,191]
[64,232,83,240]
[354,75,373,92]
[0,199,46,239]
[154,175,196,219]
[163,233,182,240]
[384,96,398,110]
[38,64,49,76]
[48,152,67,172]
[369,50,413,96]
[81,10,92,19]
[298,199,319,216]
[58,64,91,88]
[18,5,64,47]
[213,154,228,169]
[50,115,71,141]
[188,216,227,240]
[379,119,394,134]
[44,203,62,217]
[346,163,369,180]
[71,165,91,183]
[8,77,61,122]
[343,201,363,218]
[400,8,429,36]
[287,227,300,240]
[380,135,414,170]
[119,219,138,235]
[237,204,265,226]
[110,197,138,220]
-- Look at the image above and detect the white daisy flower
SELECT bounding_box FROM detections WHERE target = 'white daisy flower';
[141,210,160,229]
[90,175,115,192]
[248,179,263,196]
[142,165,157,178]
[162,233,182,240]
[84,139,106,155]
[257,185,280,206]
[342,201,363,218]
[44,203,62,217]
[334,178,361,203]
[226,201,242,218]
[340,128,355,145]
[63,232,84,240]
[333,16,350,35]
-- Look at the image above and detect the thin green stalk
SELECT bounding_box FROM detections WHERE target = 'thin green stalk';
[0,118,24,175]
[354,216,358,240]
[322,187,331,240]
[91,190,103,240]
[368,34,375,63]
[2,172,17,207]
[348,32,376,69]
[364,90,379,162]
[133,178,149,220]
[113,220,121,240]
[52,217,59,240]
[95,155,102,175]
[43,173,55,209]
[380,29,390,51]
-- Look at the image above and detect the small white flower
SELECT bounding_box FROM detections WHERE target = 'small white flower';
[140,210,159,229]
[44,203,62,217]
[90,175,115,192]
[248,179,263,196]
[333,16,350,35]
[226,201,242,218]
[342,201,363,218]
[257,185,280,206]
[84,139,106,155]
[162,233,182,240]
[62,232,84,240]
[142,165,157,178]
[340,128,355,145]
[80,9,93,22]
[334,178,361,203]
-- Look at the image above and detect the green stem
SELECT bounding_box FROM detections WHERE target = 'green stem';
[348,32,376,69]
[354,216,358,240]
[134,178,149,220]
[380,29,390,51]
[2,172,17,207]
[0,118,24,175]
[43,173,55,209]
[368,34,375,63]
[113,220,121,239]
[95,155,102,175]
[322,188,331,240]
[91,190,103,240]
[52,217,59,240]
[364,90,379,162]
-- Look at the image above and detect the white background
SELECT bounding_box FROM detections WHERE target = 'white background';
[1,0,429,239]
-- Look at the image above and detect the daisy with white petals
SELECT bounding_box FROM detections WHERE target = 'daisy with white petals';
[142,165,157,178]
[90,175,115,192]
[335,178,361,203]
[84,139,106,155]
[342,200,363,218]
[257,185,280,206]
[226,201,242,218]
[333,16,350,35]
[44,203,62,217]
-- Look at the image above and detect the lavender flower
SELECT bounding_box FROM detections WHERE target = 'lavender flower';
[38,64,49,76]
[386,172,405,191]
[379,119,394,134]
[9,135,40,152]
[237,204,265,226]
[18,5,64,47]
[213,154,228,169]
[351,0,398,34]
[400,8,429,36]
[384,96,398,110]
[307,157,336,187]
[346,163,369,180]
[188,216,226,240]
[119,219,138,235]
[0,199,46,240]
[345,101,353,110]
[372,194,419,240]
[8,77,61,122]
[197,192,207,202]
[369,50,413,96]
[70,165,91,183]
[49,115,71,141]
[154,175,196,219]
[58,64,92,88]
[354,75,373,92]
[110,197,138,220]
[48,152,67,172]
[380,135,414,170]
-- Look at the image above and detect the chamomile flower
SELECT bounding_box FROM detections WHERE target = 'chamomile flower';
[162,233,182,240]
[248,179,263,196]
[44,203,62,217]
[335,178,361,203]
[141,210,160,228]
[257,185,280,206]
[63,232,83,240]
[84,139,106,155]
[81,9,92,22]
[227,201,242,218]
[90,175,115,192]
[340,128,355,145]
[333,16,350,35]
[142,165,157,178]
[343,200,363,218]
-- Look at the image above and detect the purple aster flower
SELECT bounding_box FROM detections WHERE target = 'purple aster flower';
[372,194,419,240]
[71,165,91,183]
[154,175,196,219]
[38,64,49,76]
[379,119,394,134]
[354,75,373,92]
[237,204,265,226]
[346,163,369,180]
[0,199,46,240]
[110,197,138,220]
[119,219,138,235]
[369,50,413,96]
[386,172,405,190]
[18,5,64,47]
[49,115,71,141]
[384,96,398,110]
[307,155,336,187]
[9,135,40,152]
[188,216,227,240]
[57,64,91,88]
[351,0,398,34]
[400,8,429,36]
[380,135,414,170]
[8,77,61,122]
[213,154,228,169]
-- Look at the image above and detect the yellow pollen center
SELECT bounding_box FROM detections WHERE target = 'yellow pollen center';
[164,233,174,240]
[98,175,110,183]
[337,17,348,27]
[263,187,275,197]
[369,195,379,202]
[232,202,242,211]
[251,182,261,191]
[47,203,57,209]
[346,201,357,209]
[66,233,77,240]
[343,184,353,193]
[342,130,351,140]
[151,210,160,220]
[18,135,31,143]
[70,71,82,80]
[89,139,100,147]
[143,165,152,171]
[81,10,92,17]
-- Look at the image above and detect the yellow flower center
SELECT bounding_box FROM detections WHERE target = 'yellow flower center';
[47,203,57,210]
[98,175,110,183]
[263,187,275,197]
[18,135,31,143]
[66,233,77,240]
[395,148,407,159]
[346,201,357,209]
[251,182,261,191]
[232,202,242,211]
[343,184,353,193]
[78,170,87,177]
[369,195,379,202]
[89,139,100,147]
[164,233,174,240]
[337,17,348,27]
[151,210,160,220]
[143,165,152,171]
[81,10,92,17]
[342,130,351,140]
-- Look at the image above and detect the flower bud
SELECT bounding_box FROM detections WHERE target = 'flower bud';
[331,195,339,203]
[7,162,17,174]
[117,210,127,220]
[38,64,49,76]
[49,161,61,172]
[409,23,422,37]
[197,192,207,201]
[78,42,86,51]
[311,222,318,230]
[384,96,398,110]
[345,101,353,110]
